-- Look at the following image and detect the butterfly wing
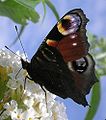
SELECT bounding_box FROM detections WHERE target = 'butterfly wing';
[44,9,98,105]
[46,9,90,62]
[29,43,89,106]
[67,53,98,95]
[30,46,98,106]
[26,9,98,107]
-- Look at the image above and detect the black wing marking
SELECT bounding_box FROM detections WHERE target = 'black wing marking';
[29,43,89,106]
[67,53,98,95]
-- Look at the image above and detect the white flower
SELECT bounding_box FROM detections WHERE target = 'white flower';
[11,109,23,120]
[0,49,68,120]
[21,107,39,120]
[4,100,18,112]
[23,97,34,108]
[2,100,18,119]
[53,103,68,120]
[7,72,25,89]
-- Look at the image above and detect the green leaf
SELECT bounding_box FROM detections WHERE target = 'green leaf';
[42,0,47,22]
[85,82,101,120]
[0,0,40,24]
[15,0,40,9]
[4,117,11,120]
[45,0,59,20]
[0,65,12,110]
[88,34,106,76]
[0,65,10,100]
[85,34,105,120]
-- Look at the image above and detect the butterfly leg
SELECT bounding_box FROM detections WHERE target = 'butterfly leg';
[15,68,23,79]
[40,85,48,113]
[0,109,6,117]
[24,76,32,89]
[20,76,33,100]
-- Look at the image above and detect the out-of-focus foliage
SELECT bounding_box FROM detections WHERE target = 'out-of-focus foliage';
[89,35,106,76]
[0,0,40,24]
[0,65,11,100]
[44,0,59,20]
[0,0,59,46]
[15,0,41,9]
[85,82,101,120]
[85,34,106,120]
[0,65,11,110]
[41,0,59,22]
[0,0,59,24]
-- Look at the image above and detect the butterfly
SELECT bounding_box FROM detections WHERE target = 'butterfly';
[21,9,98,107]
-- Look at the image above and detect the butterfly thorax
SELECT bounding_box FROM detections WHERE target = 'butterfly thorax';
[21,58,30,70]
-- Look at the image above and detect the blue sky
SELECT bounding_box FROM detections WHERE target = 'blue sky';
[0,0,106,120]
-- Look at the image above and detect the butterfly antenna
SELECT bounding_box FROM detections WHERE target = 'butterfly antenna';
[15,25,28,61]
[5,46,23,78]
[5,46,20,58]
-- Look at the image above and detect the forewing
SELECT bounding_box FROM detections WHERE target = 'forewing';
[46,9,89,62]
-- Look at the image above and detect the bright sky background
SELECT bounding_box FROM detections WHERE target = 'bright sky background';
[0,0,106,120]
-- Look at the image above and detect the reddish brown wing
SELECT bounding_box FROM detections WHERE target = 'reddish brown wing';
[57,33,89,62]
[57,9,89,62]
[46,9,89,62]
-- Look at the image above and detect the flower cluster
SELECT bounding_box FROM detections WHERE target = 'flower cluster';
[0,49,68,120]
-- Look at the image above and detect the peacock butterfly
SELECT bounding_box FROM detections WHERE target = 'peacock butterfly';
[21,9,98,107]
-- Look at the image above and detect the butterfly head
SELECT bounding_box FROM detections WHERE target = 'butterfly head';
[21,58,30,70]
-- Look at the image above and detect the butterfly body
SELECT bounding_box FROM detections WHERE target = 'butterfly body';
[21,9,98,107]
